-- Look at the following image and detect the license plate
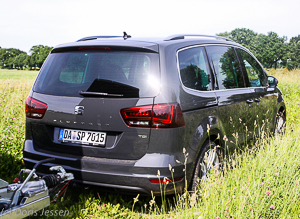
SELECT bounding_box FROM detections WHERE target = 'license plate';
[58,128,106,146]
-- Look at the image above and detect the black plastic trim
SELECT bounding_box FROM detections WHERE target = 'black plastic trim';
[51,46,158,54]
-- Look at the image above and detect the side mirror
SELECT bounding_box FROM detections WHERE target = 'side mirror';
[268,76,278,87]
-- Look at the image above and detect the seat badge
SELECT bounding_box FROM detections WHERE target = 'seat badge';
[75,106,84,115]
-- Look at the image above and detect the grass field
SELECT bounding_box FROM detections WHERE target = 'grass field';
[0,69,38,80]
[0,68,300,218]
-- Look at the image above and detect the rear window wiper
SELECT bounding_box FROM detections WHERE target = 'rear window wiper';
[79,91,124,97]
[80,79,140,98]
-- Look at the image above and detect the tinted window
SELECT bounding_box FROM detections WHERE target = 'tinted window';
[34,51,160,98]
[206,46,244,90]
[178,47,211,91]
[237,49,266,87]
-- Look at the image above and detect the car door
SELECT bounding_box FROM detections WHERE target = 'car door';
[177,46,219,151]
[205,45,256,150]
[236,48,277,139]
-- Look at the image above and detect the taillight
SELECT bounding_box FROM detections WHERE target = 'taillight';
[26,97,48,119]
[120,103,185,128]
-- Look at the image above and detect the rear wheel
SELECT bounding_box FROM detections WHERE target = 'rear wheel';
[190,140,223,191]
[275,111,286,136]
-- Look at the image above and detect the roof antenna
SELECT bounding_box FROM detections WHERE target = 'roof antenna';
[123,32,131,40]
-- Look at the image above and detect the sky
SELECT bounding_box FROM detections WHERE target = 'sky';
[1,0,299,54]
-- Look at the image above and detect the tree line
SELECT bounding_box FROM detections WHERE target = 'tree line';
[0,45,53,70]
[218,28,300,70]
[1,28,300,70]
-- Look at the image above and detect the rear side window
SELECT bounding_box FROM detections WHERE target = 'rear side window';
[178,47,212,91]
[33,51,160,98]
[206,46,244,90]
[236,49,266,87]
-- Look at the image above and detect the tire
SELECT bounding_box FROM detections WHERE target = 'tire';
[190,140,223,191]
[275,111,286,136]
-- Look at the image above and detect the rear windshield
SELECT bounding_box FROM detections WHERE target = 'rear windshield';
[33,51,160,98]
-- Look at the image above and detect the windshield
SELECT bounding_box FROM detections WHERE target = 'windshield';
[33,51,160,98]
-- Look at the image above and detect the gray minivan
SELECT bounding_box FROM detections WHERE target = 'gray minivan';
[23,34,285,195]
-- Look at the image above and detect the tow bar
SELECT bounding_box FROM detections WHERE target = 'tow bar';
[0,158,74,219]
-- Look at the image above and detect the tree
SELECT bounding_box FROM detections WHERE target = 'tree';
[0,48,26,68]
[217,28,258,51]
[28,45,53,68]
[217,31,231,39]
[218,28,289,68]
[253,32,288,68]
[288,35,300,69]
[13,53,28,69]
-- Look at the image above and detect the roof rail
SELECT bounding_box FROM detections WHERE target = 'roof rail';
[164,34,233,42]
[77,32,131,42]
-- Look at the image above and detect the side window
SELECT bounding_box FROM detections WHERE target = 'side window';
[237,49,266,87]
[206,46,244,90]
[178,47,211,91]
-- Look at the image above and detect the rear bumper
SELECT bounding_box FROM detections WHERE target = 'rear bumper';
[23,140,187,195]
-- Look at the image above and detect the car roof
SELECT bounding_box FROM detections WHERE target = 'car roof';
[52,34,244,53]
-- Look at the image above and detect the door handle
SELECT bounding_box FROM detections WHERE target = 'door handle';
[254,98,261,102]
[246,99,253,104]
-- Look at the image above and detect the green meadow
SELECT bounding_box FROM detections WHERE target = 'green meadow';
[0,68,300,218]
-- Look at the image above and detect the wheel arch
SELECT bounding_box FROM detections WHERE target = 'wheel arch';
[186,127,225,187]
